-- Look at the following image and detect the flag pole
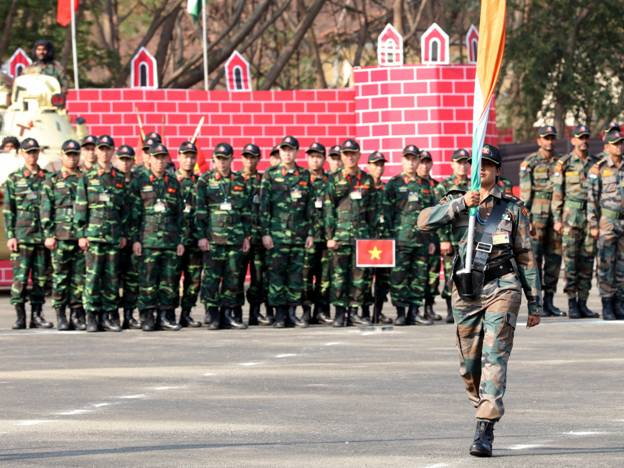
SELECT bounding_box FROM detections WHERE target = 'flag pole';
[201,0,208,91]
[70,0,79,90]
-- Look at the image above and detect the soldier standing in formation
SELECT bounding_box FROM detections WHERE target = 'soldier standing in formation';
[418,144,541,457]
[4,138,52,329]
[196,143,251,330]
[40,139,85,330]
[324,139,374,326]
[79,135,98,172]
[551,125,600,319]
[588,128,624,320]
[327,145,343,174]
[260,136,314,328]
[436,148,471,323]
[519,125,564,317]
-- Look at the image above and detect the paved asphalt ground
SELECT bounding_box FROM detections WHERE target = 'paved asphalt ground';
[0,289,622,467]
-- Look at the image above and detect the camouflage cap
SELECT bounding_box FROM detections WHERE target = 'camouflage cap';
[452,148,470,161]
[306,142,326,156]
[367,151,387,163]
[2,136,20,149]
[402,144,420,157]
[341,138,360,153]
[21,137,40,152]
[572,124,590,137]
[605,129,624,144]
[81,135,97,147]
[242,143,261,158]
[149,143,169,156]
[538,125,557,137]
[96,135,115,148]
[61,139,81,154]
[280,135,299,150]
[179,141,198,154]
[481,143,501,166]
[214,142,234,158]
[328,145,341,158]
[116,144,136,159]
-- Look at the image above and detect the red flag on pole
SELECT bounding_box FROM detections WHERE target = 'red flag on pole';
[57,0,79,27]
[356,239,396,268]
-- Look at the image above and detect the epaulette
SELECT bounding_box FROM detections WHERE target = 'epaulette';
[555,153,572,170]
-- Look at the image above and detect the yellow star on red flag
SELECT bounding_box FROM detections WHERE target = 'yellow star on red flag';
[369,245,382,260]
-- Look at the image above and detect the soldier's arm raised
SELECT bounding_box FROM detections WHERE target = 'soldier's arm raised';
[417,193,467,232]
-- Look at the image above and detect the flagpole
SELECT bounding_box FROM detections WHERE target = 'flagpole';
[201,0,208,91]
[70,0,79,89]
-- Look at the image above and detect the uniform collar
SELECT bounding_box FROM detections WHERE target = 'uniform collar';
[607,155,623,168]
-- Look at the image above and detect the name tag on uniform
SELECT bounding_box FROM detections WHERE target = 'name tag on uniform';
[142,185,153,192]
[492,233,510,245]
[291,190,302,200]
[154,200,166,212]
[604,169,613,177]
[315,198,323,208]
[26,192,37,200]
[399,186,408,192]
[350,191,362,200]
[16,181,27,187]
[184,204,192,213]
[220,202,232,211]
[56,182,66,188]
[408,192,419,202]
[91,179,100,186]
[99,193,110,202]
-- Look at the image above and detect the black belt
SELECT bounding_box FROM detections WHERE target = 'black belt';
[484,260,515,284]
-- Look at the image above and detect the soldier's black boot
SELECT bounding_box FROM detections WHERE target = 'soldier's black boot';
[578,298,599,318]
[543,292,566,317]
[317,304,334,325]
[332,306,347,327]
[301,305,312,327]
[349,306,371,326]
[409,304,433,326]
[101,311,122,332]
[204,306,220,330]
[469,419,495,457]
[158,309,181,331]
[567,297,581,319]
[179,308,201,327]
[30,304,53,329]
[122,308,142,329]
[70,307,87,331]
[305,305,317,324]
[614,297,624,320]
[55,307,70,331]
[224,307,247,329]
[12,304,26,330]
[232,306,243,324]
[258,305,274,326]
[248,303,261,326]
[288,306,308,328]
[273,306,287,328]
[394,307,407,326]
[445,297,454,324]
[425,296,442,321]
[141,309,156,332]
[374,300,393,325]
[602,297,616,321]
[86,310,99,332]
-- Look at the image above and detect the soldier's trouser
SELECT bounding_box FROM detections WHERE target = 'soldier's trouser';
[178,245,203,310]
[83,242,119,313]
[201,244,243,308]
[531,219,562,293]
[329,244,370,308]
[239,242,265,305]
[453,281,520,421]
[10,243,47,306]
[441,251,456,300]
[427,240,441,299]
[137,248,179,311]
[562,224,595,299]
[118,243,139,310]
[368,268,390,306]
[303,242,328,307]
[51,240,85,309]
[596,226,624,299]
[266,244,304,306]
[390,245,427,307]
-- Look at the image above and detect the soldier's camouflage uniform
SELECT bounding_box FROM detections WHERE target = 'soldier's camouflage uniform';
[40,168,84,310]
[118,170,140,314]
[3,166,49,306]
[24,61,70,93]
[519,151,562,294]
[324,168,374,308]
[176,170,202,312]
[75,167,128,316]
[425,176,442,304]
[260,164,312,307]
[497,176,515,196]
[551,152,600,300]
[385,173,437,307]
[587,155,624,301]
[129,172,184,311]
[196,171,252,308]
[366,178,391,311]
[417,184,542,421]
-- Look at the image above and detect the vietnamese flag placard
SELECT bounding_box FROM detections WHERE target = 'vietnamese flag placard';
[356,239,395,268]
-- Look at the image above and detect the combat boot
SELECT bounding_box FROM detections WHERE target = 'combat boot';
[301,305,312,327]
[288,306,308,328]
[179,308,201,327]
[101,311,122,332]
[305,305,317,325]
[55,306,70,331]
[203,306,220,330]
[224,307,247,329]
[333,306,347,327]
[349,306,371,326]
[248,303,263,326]
[233,306,243,324]
[317,304,334,325]
[425,297,442,321]
[373,300,393,325]
[141,309,156,331]
[70,307,87,331]
[408,304,433,326]
[394,307,407,326]
[577,298,599,318]
[12,304,26,330]
[614,297,624,320]
[273,306,287,328]
[543,292,566,317]
[602,297,616,320]
[86,311,99,332]
[30,304,53,329]
[259,305,274,326]
[469,419,495,457]
[122,308,141,329]
[567,297,581,319]
[159,309,181,331]
[445,297,454,324]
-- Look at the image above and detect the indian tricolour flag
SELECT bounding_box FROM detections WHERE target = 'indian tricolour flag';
[187,0,201,20]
